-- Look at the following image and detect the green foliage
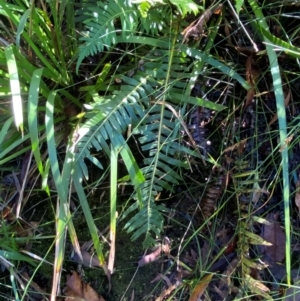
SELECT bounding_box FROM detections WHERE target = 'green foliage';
[1,0,250,258]
[169,0,200,16]
[235,0,244,14]
[76,0,139,73]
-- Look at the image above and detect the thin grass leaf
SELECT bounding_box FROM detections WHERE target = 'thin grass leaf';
[248,0,291,285]
[46,91,68,301]
[259,26,300,59]
[72,182,97,246]
[16,8,30,48]
[45,122,82,301]
[108,146,117,274]
[73,164,108,276]
[5,45,23,133]
[9,267,20,301]
[0,116,13,147]
[169,92,227,111]
[42,158,51,195]
[28,68,44,177]
[0,250,35,264]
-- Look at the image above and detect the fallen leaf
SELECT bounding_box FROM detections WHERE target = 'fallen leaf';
[155,283,182,301]
[21,271,47,300]
[181,5,223,42]
[222,139,247,154]
[12,221,38,251]
[64,271,106,301]
[150,273,172,287]
[138,246,162,267]
[188,274,213,301]
[261,212,286,264]
[72,250,102,268]
[64,286,85,301]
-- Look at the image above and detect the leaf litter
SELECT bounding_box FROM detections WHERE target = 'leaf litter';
[64,271,106,301]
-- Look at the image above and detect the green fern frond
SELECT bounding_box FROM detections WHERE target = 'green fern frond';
[75,74,152,180]
[123,195,168,247]
[235,0,244,14]
[76,0,138,73]
[138,5,169,35]
[75,34,246,246]
[169,0,200,16]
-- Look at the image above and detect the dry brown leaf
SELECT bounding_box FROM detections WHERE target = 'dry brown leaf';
[218,257,239,290]
[244,55,261,108]
[295,181,300,212]
[155,283,182,301]
[138,246,162,267]
[150,273,172,287]
[64,271,106,301]
[261,213,286,263]
[188,274,213,301]
[138,238,171,267]
[182,4,223,42]
[21,271,47,299]
[222,139,247,154]
[64,286,85,301]
[213,284,227,299]
[72,250,102,268]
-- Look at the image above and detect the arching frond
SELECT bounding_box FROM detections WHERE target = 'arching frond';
[74,25,249,246]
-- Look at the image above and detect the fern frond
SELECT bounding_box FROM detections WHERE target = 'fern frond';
[123,195,167,247]
[75,74,152,180]
[76,0,138,73]
[169,0,200,16]
[138,5,169,35]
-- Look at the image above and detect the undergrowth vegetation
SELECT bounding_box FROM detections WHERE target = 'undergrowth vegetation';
[1,0,300,300]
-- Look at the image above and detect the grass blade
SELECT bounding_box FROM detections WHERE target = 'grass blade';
[5,45,23,133]
[108,146,117,274]
[248,0,291,286]
[28,68,44,176]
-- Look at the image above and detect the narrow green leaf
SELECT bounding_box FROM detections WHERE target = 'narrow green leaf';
[28,68,44,176]
[169,92,227,111]
[0,117,14,146]
[16,9,31,48]
[248,0,291,286]
[258,26,300,59]
[0,250,35,265]
[73,164,106,265]
[45,91,65,200]
[5,45,23,133]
